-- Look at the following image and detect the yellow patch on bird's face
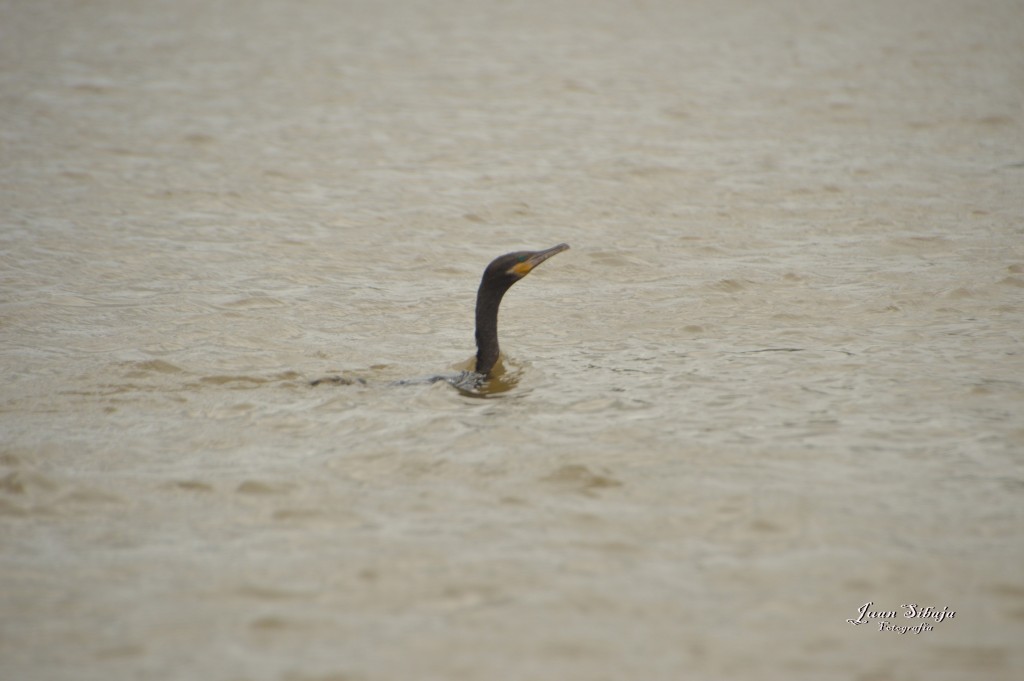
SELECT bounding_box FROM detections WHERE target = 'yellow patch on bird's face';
[510,261,534,276]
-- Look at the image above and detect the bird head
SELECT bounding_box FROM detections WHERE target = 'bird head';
[480,243,570,291]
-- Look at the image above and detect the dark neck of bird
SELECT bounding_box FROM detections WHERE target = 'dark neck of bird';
[474,283,507,376]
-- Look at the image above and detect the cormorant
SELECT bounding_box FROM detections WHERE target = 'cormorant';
[312,243,570,391]
[472,243,570,378]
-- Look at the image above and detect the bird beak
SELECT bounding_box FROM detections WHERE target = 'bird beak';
[511,243,570,276]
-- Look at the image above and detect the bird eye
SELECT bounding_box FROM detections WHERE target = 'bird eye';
[517,256,527,263]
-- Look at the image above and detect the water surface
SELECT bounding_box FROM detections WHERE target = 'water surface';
[2,1,1023,679]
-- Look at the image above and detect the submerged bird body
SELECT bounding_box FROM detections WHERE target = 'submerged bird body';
[313,244,569,391]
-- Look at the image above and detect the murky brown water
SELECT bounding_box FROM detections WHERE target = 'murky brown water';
[2,1,1023,679]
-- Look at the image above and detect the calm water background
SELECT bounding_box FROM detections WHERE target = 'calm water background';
[2,1,1023,679]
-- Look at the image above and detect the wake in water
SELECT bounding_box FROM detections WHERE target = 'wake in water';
[311,244,569,395]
